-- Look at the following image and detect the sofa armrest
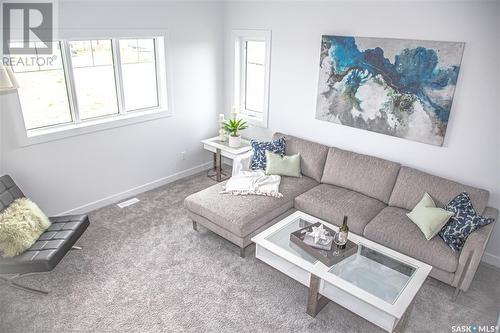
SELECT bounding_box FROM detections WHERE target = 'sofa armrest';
[232,151,253,175]
[454,206,498,291]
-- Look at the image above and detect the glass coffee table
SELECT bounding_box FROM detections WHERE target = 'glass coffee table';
[251,211,431,333]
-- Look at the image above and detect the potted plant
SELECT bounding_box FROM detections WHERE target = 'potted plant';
[223,118,248,148]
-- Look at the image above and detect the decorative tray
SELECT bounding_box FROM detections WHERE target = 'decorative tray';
[290,222,358,267]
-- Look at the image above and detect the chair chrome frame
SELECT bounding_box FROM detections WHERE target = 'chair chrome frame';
[0,245,83,295]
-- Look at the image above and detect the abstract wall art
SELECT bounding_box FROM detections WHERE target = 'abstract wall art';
[316,35,464,146]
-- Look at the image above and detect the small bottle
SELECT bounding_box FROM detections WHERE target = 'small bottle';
[338,216,349,249]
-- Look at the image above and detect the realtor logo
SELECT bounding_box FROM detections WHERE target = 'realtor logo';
[2,1,55,55]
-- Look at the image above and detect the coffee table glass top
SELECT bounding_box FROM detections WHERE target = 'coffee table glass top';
[329,245,416,304]
[264,216,417,304]
[265,217,318,264]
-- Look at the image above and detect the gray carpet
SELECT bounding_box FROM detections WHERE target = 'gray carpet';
[1,172,499,333]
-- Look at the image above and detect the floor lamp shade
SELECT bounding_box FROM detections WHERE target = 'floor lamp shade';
[0,64,19,91]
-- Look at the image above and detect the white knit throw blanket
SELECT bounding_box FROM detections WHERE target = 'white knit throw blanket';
[220,170,283,198]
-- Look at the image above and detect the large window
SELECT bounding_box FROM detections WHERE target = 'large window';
[232,30,271,128]
[10,36,167,133]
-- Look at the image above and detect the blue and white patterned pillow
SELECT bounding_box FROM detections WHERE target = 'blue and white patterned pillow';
[250,137,286,170]
[439,192,494,252]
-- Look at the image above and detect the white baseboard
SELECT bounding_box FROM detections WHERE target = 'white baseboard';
[482,252,500,268]
[57,161,212,216]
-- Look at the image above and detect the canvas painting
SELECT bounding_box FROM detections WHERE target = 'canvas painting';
[316,35,465,146]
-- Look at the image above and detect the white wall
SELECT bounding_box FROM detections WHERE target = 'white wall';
[223,1,500,266]
[0,1,224,215]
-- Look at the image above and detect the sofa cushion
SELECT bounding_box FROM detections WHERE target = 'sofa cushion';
[184,176,318,238]
[364,206,459,273]
[406,192,454,240]
[250,137,286,170]
[294,184,386,235]
[321,148,401,203]
[389,167,489,214]
[265,152,301,178]
[272,133,329,182]
[439,192,495,252]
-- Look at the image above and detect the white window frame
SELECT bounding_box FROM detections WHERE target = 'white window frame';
[12,29,172,146]
[232,30,271,128]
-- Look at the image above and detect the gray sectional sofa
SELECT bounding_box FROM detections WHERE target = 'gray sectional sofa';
[184,133,497,292]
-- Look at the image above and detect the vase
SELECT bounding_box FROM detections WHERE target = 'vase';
[228,135,241,148]
[218,128,226,142]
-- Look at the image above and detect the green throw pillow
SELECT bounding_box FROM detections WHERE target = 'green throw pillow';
[406,192,453,240]
[0,198,51,258]
[265,151,301,177]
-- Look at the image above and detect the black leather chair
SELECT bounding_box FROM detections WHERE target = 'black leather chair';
[0,175,89,295]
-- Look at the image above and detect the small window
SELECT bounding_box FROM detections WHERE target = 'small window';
[119,38,159,111]
[244,40,266,114]
[69,40,119,120]
[233,30,271,128]
[12,41,72,130]
[10,35,168,134]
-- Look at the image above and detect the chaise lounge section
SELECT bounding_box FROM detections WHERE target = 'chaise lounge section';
[184,133,497,293]
[184,133,329,257]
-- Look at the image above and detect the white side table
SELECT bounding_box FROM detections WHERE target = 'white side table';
[202,136,252,182]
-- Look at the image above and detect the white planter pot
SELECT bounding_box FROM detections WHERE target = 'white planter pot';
[228,135,242,148]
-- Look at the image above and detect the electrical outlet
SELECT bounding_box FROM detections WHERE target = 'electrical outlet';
[181,151,186,160]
